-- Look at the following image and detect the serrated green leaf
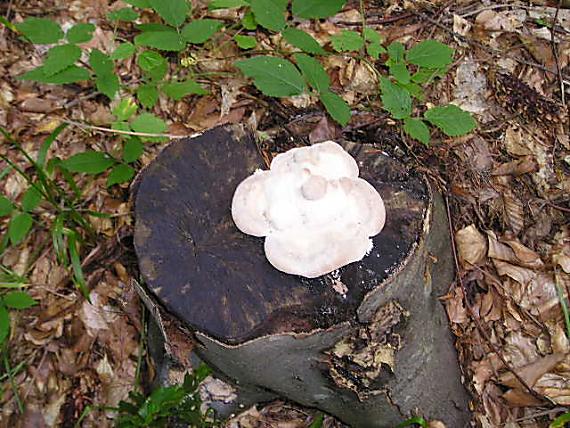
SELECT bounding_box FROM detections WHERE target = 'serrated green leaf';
[0,305,9,345]
[137,51,168,81]
[363,28,382,44]
[250,0,287,32]
[149,0,189,27]
[113,98,138,121]
[112,121,131,132]
[62,151,115,174]
[366,42,386,60]
[19,65,90,84]
[96,73,120,99]
[123,138,144,163]
[0,196,13,217]
[181,19,223,44]
[319,90,350,126]
[236,56,306,97]
[135,28,185,51]
[89,49,114,75]
[411,66,447,84]
[66,23,95,44]
[125,0,151,7]
[363,28,385,59]
[9,213,33,245]
[331,30,363,52]
[43,44,82,76]
[234,35,256,50]
[3,291,37,309]
[292,0,346,19]
[293,53,329,93]
[130,113,167,141]
[136,23,173,32]
[406,40,454,69]
[137,83,159,108]
[241,11,257,30]
[208,0,248,9]
[398,81,424,100]
[16,18,63,44]
[162,79,208,100]
[107,164,135,187]
[424,104,476,137]
[380,77,411,119]
[111,42,136,60]
[22,187,42,212]
[387,41,405,64]
[389,62,410,84]
[403,117,430,145]
[108,7,139,21]
[282,28,326,55]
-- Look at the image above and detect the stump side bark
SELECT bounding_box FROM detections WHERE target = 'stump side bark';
[133,124,471,427]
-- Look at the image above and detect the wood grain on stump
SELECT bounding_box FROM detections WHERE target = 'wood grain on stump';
[134,124,471,427]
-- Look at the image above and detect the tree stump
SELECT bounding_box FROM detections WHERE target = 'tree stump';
[133,124,471,427]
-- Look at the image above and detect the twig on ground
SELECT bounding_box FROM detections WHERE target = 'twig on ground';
[64,119,191,139]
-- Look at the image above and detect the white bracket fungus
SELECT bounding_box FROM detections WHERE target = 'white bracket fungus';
[231,141,386,278]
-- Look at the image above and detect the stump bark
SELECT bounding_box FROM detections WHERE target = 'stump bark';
[133,124,471,427]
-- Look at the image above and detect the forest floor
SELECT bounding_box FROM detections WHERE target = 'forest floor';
[0,0,569,427]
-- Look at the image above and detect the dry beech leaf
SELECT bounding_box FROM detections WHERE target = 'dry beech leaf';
[444,286,468,324]
[502,192,525,234]
[471,353,503,394]
[534,373,570,405]
[504,126,533,157]
[487,230,516,262]
[494,260,536,285]
[453,14,472,37]
[492,157,538,177]
[503,238,544,268]
[498,353,565,389]
[456,224,487,266]
[554,253,570,273]
[549,322,570,354]
[502,388,544,407]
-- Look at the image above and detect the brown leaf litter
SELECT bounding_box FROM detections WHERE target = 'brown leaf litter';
[1,0,569,427]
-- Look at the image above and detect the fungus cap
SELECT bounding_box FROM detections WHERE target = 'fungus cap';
[231,141,386,278]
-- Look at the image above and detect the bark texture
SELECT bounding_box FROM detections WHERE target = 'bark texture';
[134,124,471,427]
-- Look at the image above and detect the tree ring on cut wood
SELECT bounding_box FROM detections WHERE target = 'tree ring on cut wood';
[133,124,471,427]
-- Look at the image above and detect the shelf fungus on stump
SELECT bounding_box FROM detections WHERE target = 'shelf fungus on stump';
[231,141,386,278]
[133,124,471,428]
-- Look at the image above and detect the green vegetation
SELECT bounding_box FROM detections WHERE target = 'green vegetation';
[6,0,475,148]
[114,364,216,427]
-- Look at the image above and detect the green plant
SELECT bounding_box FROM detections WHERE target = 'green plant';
[0,126,115,297]
[114,363,216,427]
[0,265,36,412]
[550,411,570,428]
[396,416,428,428]
[0,266,36,348]
[3,0,476,146]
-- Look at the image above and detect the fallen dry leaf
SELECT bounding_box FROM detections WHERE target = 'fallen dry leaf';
[456,224,487,266]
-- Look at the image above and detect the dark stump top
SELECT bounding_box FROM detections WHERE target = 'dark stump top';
[134,125,428,345]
